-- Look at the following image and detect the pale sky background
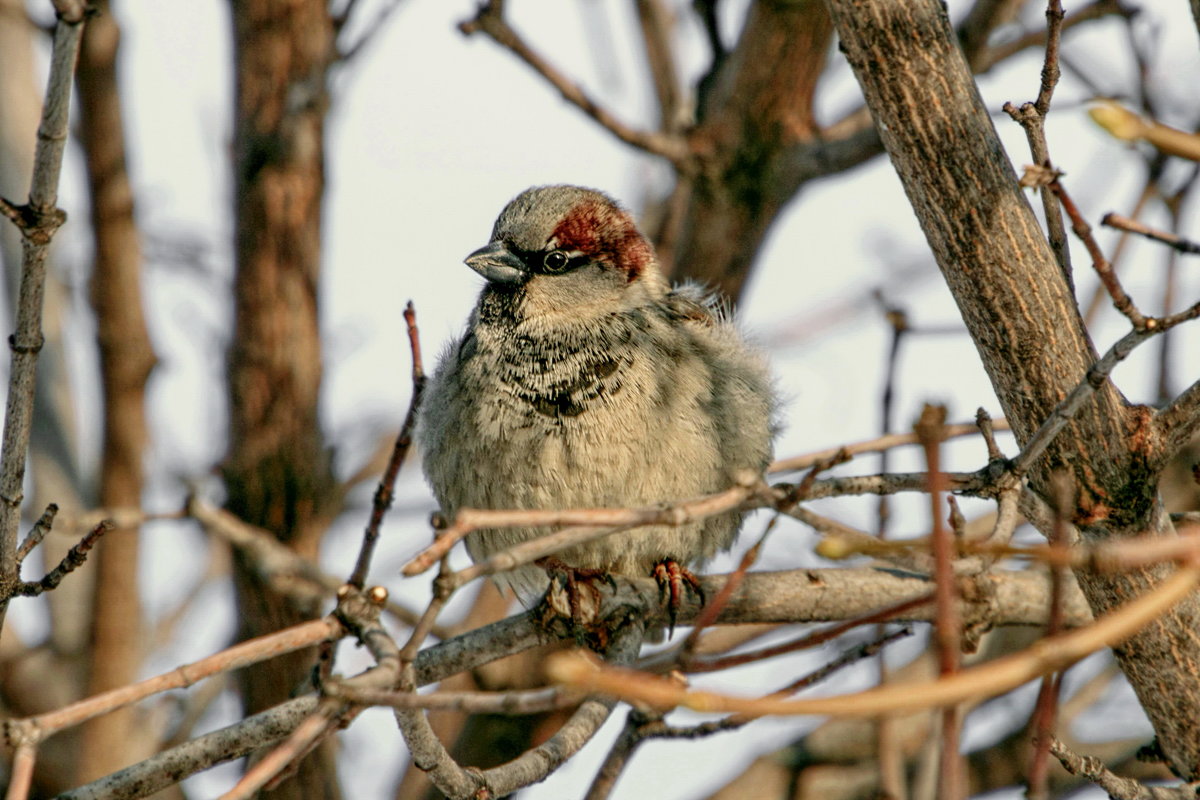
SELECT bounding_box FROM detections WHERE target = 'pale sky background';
[11,0,1200,797]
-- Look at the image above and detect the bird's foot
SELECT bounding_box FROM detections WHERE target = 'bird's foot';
[653,559,705,637]
[537,557,617,631]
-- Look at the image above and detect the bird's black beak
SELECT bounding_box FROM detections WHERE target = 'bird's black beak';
[465,242,527,285]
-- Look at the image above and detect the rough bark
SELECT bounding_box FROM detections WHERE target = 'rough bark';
[225,1,338,797]
[825,0,1200,780]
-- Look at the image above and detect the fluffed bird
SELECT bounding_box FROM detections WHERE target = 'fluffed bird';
[417,185,776,630]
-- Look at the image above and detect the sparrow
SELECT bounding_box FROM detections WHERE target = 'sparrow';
[417,185,776,629]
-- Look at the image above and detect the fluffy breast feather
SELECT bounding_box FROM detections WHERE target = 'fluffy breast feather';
[416,285,776,598]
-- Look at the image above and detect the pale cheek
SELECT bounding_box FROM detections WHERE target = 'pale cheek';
[514,269,623,318]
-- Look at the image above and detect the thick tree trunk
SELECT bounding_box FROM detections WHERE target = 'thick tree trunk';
[825,0,1200,780]
[225,1,338,797]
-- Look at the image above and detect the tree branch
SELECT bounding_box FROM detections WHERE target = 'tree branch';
[0,0,86,633]
[1103,212,1200,256]
[348,301,425,588]
[1049,737,1197,799]
[1153,379,1200,466]
[824,0,1200,777]
[458,0,690,165]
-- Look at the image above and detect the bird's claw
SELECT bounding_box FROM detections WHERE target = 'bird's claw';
[538,557,617,626]
[653,559,705,637]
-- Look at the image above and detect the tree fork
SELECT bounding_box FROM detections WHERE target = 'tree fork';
[825,0,1200,780]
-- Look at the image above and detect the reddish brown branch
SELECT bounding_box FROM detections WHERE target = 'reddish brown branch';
[1040,172,1146,328]
[687,593,933,674]
[680,450,851,658]
[1027,475,1074,798]
[916,404,962,799]
[349,301,426,588]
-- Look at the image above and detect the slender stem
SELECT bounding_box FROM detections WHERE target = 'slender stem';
[348,302,425,587]
[0,5,87,630]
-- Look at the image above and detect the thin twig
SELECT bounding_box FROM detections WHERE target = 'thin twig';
[1034,0,1064,115]
[1026,473,1073,799]
[349,301,425,588]
[875,297,908,540]
[328,684,580,714]
[1012,327,1149,478]
[975,407,1003,460]
[221,711,338,800]
[917,405,962,800]
[583,706,663,800]
[686,593,932,673]
[974,0,1127,73]
[999,0,1070,290]
[10,617,343,743]
[1154,196,1187,402]
[16,519,110,597]
[1039,171,1146,327]
[405,477,765,578]
[875,300,907,800]
[680,451,849,659]
[190,495,431,631]
[768,419,1010,474]
[14,503,57,564]
[1084,177,1159,325]
[227,585,399,797]
[4,743,36,800]
[335,0,405,62]
[1102,212,1200,256]
[1048,737,1196,799]
[399,553,454,664]
[458,0,690,165]
[0,0,87,633]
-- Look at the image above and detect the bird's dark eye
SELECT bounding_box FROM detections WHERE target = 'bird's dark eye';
[543,250,570,273]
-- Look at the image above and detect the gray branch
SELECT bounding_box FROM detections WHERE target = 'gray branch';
[0,2,87,630]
